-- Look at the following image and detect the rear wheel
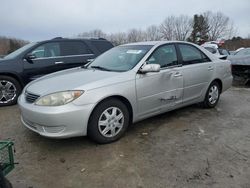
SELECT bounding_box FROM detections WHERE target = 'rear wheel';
[203,81,220,108]
[87,99,130,144]
[0,170,12,188]
[0,76,21,106]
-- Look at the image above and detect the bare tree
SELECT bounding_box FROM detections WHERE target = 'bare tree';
[173,15,192,40]
[145,25,162,41]
[226,22,238,39]
[0,36,10,55]
[160,15,192,41]
[78,29,106,38]
[203,11,237,40]
[160,16,176,40]
[127,29,146,43]
[0,36,28,55]
[107,32,128,46]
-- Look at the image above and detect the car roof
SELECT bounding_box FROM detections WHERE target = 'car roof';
[121,41,193,46]
[38,37,109,43]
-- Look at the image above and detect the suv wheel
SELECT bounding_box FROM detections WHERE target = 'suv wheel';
[87,99,129,144]
[0,76,21,106]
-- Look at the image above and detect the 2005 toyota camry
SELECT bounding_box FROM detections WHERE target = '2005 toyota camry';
[18,41,232,143]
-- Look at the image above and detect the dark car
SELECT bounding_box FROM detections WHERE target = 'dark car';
[228,48,250,82]
[0,37,114,106]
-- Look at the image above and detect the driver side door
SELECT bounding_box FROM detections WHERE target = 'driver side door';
[23,42,64,82]
[135,44,184,119]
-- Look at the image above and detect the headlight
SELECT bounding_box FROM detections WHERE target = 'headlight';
[35,90,84,106]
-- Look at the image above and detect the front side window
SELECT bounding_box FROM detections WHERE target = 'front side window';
[88,45,152,72]
[147,44,178,68]
[31,42,60,58]
[179,44,210,65]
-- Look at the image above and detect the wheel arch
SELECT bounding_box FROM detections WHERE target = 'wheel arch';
[0,72,24,88]
[87,95,134,128]
[211,78,223,93]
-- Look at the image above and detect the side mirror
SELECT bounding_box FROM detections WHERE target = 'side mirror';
[219,55,227,60]
[25,53,36,61]
[139,63,160,73]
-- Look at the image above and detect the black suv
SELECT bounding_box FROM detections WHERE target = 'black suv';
[0,37,114,106]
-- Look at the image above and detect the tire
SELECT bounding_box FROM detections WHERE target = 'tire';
[203,81,220,108]
[3,178,12,188]
[87,99,130,144]
[0,171,12,188]
[0,75,22,107]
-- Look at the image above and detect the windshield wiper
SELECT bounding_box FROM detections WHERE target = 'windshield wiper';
[90,66,111,71]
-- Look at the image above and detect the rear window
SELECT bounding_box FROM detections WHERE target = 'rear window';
[91,40,114,53]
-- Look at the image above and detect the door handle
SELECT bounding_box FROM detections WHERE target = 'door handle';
[173,72,182,77]
[54,61,64,64]
[208,66,214,70]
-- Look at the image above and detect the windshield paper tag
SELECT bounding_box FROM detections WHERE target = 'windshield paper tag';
[126,50,142,54]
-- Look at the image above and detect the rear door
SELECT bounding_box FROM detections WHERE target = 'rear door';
[177,43,214,104]
[60,40,96,68]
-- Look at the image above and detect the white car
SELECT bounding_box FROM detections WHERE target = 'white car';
[201,43,229,59]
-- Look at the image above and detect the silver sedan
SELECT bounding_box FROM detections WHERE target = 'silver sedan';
[18,41,232,143]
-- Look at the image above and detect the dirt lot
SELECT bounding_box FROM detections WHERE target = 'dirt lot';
[1,87,250,188]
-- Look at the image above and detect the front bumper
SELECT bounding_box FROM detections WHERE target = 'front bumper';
[18,94,95,138]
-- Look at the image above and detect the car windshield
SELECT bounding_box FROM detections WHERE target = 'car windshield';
[88,45,153,72]
[4,42,37,59]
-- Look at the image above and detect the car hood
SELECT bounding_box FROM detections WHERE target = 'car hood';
[26,67,133,96]
[0,58,10,64]
[0,59,16,70]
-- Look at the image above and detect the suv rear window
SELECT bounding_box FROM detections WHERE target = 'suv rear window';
[91,40,113,53]
[61,41,93,56]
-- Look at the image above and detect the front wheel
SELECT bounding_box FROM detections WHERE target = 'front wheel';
[87,99,130,144]
[0,76,22,107]
[203,81,220,108]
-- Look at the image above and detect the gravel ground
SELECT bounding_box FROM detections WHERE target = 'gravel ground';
[0,87,250,188]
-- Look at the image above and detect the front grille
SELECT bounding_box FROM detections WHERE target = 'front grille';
[25,92,40,103]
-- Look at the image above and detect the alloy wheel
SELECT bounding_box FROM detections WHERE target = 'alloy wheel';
[0,80,17,104]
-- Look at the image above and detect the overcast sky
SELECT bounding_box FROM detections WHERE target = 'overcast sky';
[0,0,249,41]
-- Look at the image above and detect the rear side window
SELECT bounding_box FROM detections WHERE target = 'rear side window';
[61,41,93,56]
[31,42,60,58]
[91,41,113,53]
[179,44,210,65]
